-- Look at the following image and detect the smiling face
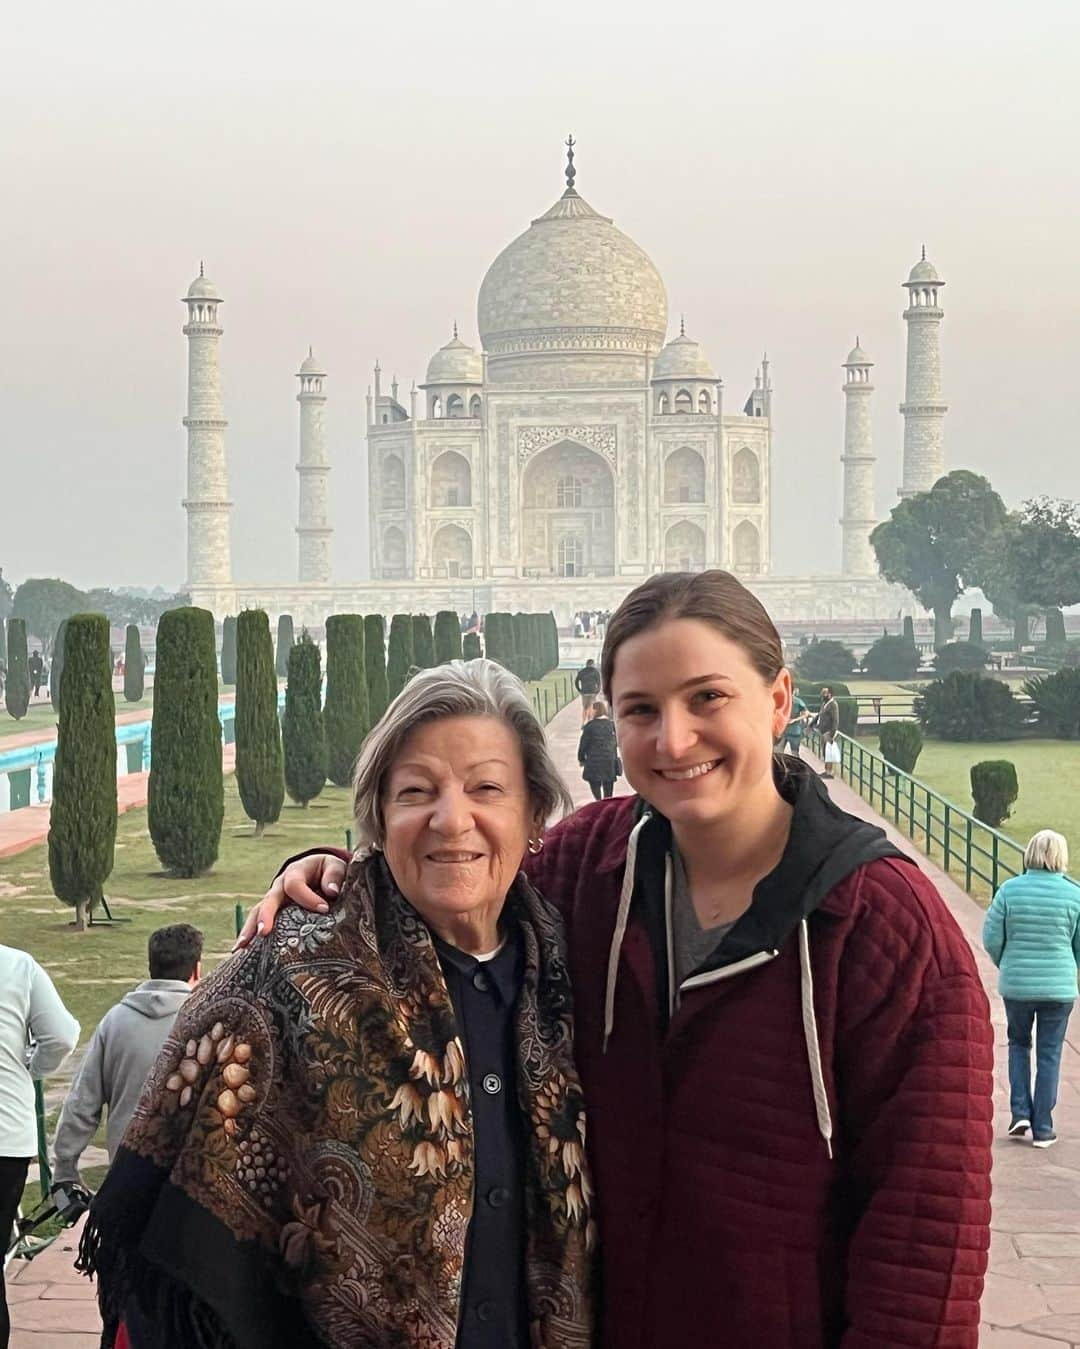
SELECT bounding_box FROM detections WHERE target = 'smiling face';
[380,715,536,947]
[610,618,792,831]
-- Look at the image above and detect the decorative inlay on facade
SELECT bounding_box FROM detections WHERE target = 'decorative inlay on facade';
[516,424,617,464]
[488,326,661,356]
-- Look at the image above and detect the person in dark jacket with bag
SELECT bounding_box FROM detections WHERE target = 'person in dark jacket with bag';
[577,700,621,800]
[816,685,840,778]
[249,570,995,1349]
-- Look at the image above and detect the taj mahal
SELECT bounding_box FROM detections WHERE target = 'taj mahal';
[183,143,946,627]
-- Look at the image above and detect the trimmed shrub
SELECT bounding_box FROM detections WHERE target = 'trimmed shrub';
[463,632,482,660]
[512,613,534,682]
[1045,608,1068,649]
[797,639,855,682]
[275,614,294,678]
[0,615,5,667]
[902,615,916,646]
[148,608,223,877]
[50,619,68,713]
[220,615,237,685]
[411,614,436,670]
[48,614,117,929]
[364,614,389,724]
[878,721,924,775]
[543,612,559,675]
[235,610,285,837]
[968,608,983,646]
[325,614,368,787]
[1023,668,1080,739]
[434,611,463,664]
[915,671,1026,741]
[935,641,988,674]
[123,624,144,702]
[387,615,414,699]
[970,760,1019,829]
[799,680,858,737]
[484,612,513,668]
[5,618,29,720]
[862,635,920,681]
[283,635,326,806]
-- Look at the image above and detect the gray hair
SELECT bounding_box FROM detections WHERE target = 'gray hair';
[352,658,573,848]
[1024,829,1069,873]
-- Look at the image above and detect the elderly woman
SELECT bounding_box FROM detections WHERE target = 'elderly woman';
[80,660,594,1349]
[984,829,1080,1148]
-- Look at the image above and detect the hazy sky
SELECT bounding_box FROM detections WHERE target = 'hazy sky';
[2,0,1078,591]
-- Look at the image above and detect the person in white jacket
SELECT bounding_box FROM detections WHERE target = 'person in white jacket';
[0,943,79,1347]
[53,924,202,1188]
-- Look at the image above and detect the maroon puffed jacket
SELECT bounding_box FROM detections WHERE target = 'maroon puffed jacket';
[292,764,994,1347]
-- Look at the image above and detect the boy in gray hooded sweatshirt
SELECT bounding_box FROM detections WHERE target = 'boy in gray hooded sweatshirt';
[53,924,203,1185]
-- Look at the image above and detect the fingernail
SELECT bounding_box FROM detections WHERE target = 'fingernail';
[327,883,339,895]
[316,903,329,913]
[256,921,265,936]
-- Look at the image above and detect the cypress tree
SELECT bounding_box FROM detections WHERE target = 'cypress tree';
[0,614,5,667]
[412,614,436,670]
[148,608,223,877]
[484,613,510,669]
[463,632,481,660]
[387,614,414,700]
[968,608,984,646]
[283,634,326,806]
[512,612,533,681]
[364,614,389,724]
[902,615,916,647]
[275,614,294,678]
[545,611,560,674]
[123,624,145,701]
[434,611,463,664]
[220,615,237,685]
[5,618,29,720]
[48,614,117,930]
[50,619,68,713]
[1045,608,1067,648]
[324,614,368,787]
[235,610,285,837]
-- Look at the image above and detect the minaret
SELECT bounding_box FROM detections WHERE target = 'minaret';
[899,247,947,496]
[841,340,877,576]
[182,265,232,587]
[296,348,331,584]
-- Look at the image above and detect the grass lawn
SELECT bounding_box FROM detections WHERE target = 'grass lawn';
[0,691,155,742]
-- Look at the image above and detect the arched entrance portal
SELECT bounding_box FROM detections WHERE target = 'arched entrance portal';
[521,441,615,577]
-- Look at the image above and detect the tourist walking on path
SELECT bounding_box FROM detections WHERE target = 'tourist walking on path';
[27,651,43,699]
[779,684,808,757]
[249,569,994,1349]
[815,685,840,778]
[574,658,601,724]
[0,943,79,1349]
[52,924,203,1188]
[983,829,1080,1149]
[577,699,621,799]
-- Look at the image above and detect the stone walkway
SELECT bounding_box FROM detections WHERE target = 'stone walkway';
[8,703,1080,1344]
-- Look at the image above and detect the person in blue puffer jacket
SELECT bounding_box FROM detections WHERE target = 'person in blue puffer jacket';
[983,830,1080,1148]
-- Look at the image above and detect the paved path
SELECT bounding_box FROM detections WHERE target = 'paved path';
[9,704,1080,1344]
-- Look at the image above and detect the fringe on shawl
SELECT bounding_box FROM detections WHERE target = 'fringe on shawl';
[77,1209,240,1349]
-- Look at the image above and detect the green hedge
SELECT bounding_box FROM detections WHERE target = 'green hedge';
[968,608,983,646]
[275,614,294,678]
[48,614,117,929]
[235,610,285,837]
[123,624,144,702]
[364,614,389,724]
[915,672,1026,741]
[283,634,326,806]
[325,615,368,787]
[935,641,988,674]
[412,614,436,670]
[50,619,67,714]
[797,640,855,681]
[434,611,463,664]
[862,635,920,681]
[4,617,29,720]
[148,608,223,877]
[463,632,482,660]
[220,615,237,685]
[387,615,414,700]
[970,760,1019,829]
[1045,609,1068,649]
[878,721,923,775]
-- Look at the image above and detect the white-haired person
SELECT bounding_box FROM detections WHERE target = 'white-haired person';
[983,829,1080,1148]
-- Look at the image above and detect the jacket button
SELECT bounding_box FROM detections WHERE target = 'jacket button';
[472,971,491,993]
[482,1073,502,1095]
[487,1186,511,1208]
[476,1300,497,1322]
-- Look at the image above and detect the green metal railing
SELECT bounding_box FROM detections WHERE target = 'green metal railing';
[529,671,575,727]
[804,725,1027,895]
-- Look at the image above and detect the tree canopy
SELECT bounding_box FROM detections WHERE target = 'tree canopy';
[12,578,88,656]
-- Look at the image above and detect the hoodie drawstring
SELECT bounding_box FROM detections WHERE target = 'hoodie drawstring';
[602,811,650,1052]
[798,917,834,1160]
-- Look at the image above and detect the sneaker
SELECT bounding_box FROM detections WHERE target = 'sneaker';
[1008,1118,1031,1139]
[1033,1133,1059,1149]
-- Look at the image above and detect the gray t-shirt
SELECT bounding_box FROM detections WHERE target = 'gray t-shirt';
[670,846,736,992]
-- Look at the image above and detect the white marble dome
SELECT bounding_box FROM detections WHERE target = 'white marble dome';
[477,188,668,354]
[425,334,483,385]
[186,271,220,300]
[299,348,325,376]
[653,329,715,380]
[907,255,942,284]
[844,341,872,366]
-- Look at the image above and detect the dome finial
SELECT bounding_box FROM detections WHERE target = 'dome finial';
[921,244,926,261]
[308,344,313,358]
[680,314,686,338]
[564,134,577,193]
[199,260,204,278]
[453,320,458,339]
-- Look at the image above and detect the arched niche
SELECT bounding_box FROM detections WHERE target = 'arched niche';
[432,523,472,578]
[664,446,705,504]
[733,519,761,574]
[664,520,706,572]
[732,447,760,504]
[446,393,464,419]
[382,524,406,578]
[674,388,693,414]
[430,450,471,508]
[521,440,615,577]
[381,454,405,510]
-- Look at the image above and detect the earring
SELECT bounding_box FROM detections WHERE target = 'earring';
[527,837,544,855]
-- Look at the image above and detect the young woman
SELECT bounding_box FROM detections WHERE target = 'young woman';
[576,699,621,799]
[247,571,995,1349]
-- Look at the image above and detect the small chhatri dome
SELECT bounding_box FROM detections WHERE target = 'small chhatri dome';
[424,330,483,385]
[907,246,943,285]
[298,346,325,376]
[186,262,220,301]
[652,324,715,380]
[844,338,872,366]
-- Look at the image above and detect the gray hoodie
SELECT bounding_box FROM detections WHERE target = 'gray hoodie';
[52,978,191,1184]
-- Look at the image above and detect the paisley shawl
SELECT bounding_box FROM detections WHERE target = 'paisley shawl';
[79,853,595,1348]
